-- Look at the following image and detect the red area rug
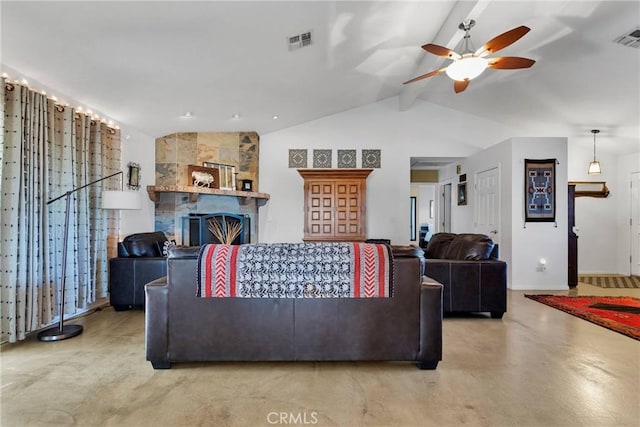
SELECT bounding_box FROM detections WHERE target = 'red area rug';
[524,295,640,341]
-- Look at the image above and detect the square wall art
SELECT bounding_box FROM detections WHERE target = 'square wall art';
[288,149,307,168]
[313,149,332,168]
[337,149,356,168]
[362,149,381,168]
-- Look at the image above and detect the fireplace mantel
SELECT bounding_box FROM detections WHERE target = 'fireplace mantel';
[147,185,270,205]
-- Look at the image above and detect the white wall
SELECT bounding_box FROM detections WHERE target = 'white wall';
[119,126,156,237]
[258,96,517,244]
[567,145,619,274]
[615,152,640,274]
[510,137,568,290]
[437,137,568,290]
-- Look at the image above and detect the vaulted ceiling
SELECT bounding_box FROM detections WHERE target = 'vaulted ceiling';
[2,1,639,156]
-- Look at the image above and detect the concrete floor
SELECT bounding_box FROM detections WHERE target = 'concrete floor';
[1,283,639,427]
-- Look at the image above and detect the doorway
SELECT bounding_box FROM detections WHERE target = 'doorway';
[440,183,452,233]
[414,184,437,246]
[632,172,640,275]
[475,167,500,246]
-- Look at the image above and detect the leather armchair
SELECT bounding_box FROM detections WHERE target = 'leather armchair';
[109,232,169,311]
[424,233,507,318]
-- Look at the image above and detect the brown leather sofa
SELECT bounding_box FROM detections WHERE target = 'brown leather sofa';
[109,232,169,311]
[145,245,443,370]
[423,233,507,319]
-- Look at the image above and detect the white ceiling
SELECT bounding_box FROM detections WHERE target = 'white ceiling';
[2,1,639,158]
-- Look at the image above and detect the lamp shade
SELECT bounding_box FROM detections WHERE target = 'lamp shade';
[101,190,142,210]
[588,161,601,175]
[445,56,488,81]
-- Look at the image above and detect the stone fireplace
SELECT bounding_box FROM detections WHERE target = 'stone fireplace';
[152,131,263,244]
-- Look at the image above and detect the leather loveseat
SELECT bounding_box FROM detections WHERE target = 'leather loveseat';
[109,231,169,311]
[145,244,443,370]
[423,233,507,319]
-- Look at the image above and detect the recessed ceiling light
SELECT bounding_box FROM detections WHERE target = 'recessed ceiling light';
[180,111,194,118]
[272,115,279,120]
[232,113,241,119]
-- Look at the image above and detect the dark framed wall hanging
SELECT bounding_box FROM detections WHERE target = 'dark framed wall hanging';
[127,162,141,190]
[457,183,467,205]
[524,158,556,222]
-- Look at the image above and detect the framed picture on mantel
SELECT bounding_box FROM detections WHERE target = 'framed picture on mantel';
[203,162,236,190]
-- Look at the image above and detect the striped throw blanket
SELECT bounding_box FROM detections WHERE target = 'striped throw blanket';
[197,242,393,298]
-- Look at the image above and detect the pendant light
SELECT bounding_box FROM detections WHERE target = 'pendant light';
[588,129,601,175]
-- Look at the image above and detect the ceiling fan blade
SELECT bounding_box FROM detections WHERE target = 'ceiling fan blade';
[488,57,536,69]
[475,26,531,57]
[403,67,447,84]
[454,79,470,93]
[422,43,462,60]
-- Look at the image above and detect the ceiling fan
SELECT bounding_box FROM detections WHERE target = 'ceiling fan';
[404,20,535,93]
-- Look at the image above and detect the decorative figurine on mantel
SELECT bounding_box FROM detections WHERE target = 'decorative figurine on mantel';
[192,170,215,187]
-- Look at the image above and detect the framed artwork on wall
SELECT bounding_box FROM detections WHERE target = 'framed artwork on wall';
[457,183,467,206]
[127,162,140,190]
[524,158,556,222]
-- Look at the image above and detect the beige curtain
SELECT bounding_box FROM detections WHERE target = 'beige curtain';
[0,78,120,342]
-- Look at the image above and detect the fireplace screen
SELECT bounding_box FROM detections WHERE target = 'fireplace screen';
[182,213,250,246]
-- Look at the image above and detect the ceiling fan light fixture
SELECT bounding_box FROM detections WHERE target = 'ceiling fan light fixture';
[445,55,488,81]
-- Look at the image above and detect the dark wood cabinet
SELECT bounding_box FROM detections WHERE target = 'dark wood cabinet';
[298,169,372,242]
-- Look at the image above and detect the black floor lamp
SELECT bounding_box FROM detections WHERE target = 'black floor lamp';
[38,170,141,341]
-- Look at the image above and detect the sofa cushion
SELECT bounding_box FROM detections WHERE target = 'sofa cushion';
[424,233,456,259]
[391,245,423,258]
[443,234,495,261]
[119,231,168,257]
[167,245,201,259]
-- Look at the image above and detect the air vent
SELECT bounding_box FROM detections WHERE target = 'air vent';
[613,27,640,49]
[287,31,313,51]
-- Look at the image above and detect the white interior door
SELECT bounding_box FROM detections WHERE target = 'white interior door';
[632,172,640,276]
[475,167,500,246]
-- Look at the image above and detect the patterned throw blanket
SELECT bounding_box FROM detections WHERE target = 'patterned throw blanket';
[197,242,393,298]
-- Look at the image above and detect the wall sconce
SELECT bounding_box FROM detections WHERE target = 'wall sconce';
[588,129,601,175]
